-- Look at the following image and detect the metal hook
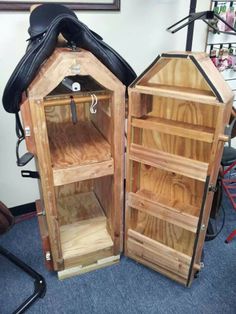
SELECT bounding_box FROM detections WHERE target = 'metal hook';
[90,94,98,114]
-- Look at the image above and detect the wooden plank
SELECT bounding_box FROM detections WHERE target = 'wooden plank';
[60,216,113,260]
[57,191,105,226]
[29,99,64,271]
[36,200,54,271]
[20,98,36,154]
[132,116,214,143]
[109,88,126,255]
[58,255,120,280]
[134,84,218,105]
[129,92,153,118]
[129,143,208,182]
[90,99,112,144]
[53,159,114,186]
[47,120,111,169]
[188,100,233,286]
[127,229,191,279]
[128,191,198,233]
[127,252,187,285]
[63,246,114,269]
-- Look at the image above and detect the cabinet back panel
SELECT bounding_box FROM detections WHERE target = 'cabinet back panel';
[129,208,195,256]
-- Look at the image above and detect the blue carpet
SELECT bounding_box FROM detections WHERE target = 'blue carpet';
[0,196,236,314]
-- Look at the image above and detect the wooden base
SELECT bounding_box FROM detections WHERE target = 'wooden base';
[58,255,120,280]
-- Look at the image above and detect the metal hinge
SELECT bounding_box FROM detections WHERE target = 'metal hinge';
[24,126,31,137]
[37,210,46,216]
[45,251,51,261]
[209,184,217,192]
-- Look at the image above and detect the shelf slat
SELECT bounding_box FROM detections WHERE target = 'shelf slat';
[135,84,218,105]
[60,216,113,261]
[127,229,191,280]
[129,143,208,181]
[128,190,199,233]
[132,116,214,143]
[53,159,114,186]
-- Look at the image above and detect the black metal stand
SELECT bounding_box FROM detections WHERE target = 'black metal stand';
[0,245,46,314]
[167,0,236,52]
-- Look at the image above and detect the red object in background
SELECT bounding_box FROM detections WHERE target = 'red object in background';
[222,161,236,243]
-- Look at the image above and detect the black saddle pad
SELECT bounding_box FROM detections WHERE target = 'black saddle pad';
[2,3,136,113]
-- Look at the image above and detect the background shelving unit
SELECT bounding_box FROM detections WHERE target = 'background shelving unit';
[206,1,236,108]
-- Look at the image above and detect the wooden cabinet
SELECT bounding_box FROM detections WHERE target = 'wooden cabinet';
[20,48,125,279]
[20,49,233,285]
[125,52,234,286]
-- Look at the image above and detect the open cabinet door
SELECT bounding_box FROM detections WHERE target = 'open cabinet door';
[125,52,233,286]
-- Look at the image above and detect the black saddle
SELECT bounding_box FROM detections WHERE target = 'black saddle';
[2,3,136,114]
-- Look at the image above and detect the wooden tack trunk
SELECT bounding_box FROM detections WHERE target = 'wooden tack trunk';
[20,48,125,279]
[125,52,234,286]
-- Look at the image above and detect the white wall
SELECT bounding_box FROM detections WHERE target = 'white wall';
[0,0,210,207]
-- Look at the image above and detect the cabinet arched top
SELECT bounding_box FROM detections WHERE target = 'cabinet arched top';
[28,48,125,99]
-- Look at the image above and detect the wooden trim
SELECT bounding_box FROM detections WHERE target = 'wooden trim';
[127,229,191,280]
[53,159,114,186]
[132,116,215,143]
[36,200,54,271]
[29,99,64,271]
[134,85,218,105]
[129,143,208,182]
[127,192,198,233]
[20,99,36,154]
[0,1,120,11]
[63,246,114,269]
[58,255,120,280]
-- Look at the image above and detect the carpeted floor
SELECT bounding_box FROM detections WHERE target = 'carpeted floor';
[0,196,236,314]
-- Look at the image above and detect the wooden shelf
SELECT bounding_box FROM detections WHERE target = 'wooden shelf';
[129,144,208,182]
[128,189,199,233]
[127,229,192,280]
[47,120,113,185]
[135,84,218,105]
[61,216,113,260]
[59,191,113,261]
[131,116,215,143]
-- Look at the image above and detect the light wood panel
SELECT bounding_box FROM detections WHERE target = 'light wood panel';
[45,102,88,123]
[54,180,94,199]
[128,190,199,233]
[129,208,195,256]
[130,144,208,182]
[47,120,111,168]
[135,85,217,105]
[57,191,105,226]
[127,229,191,279]
[132,116,214,143]
[147,58,213,91]
[58,254,120,280]
[53,159,114,186]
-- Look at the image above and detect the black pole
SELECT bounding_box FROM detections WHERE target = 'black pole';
[185,0,197,51]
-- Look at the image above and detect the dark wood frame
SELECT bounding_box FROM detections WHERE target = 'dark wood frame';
[0,0,120,11]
